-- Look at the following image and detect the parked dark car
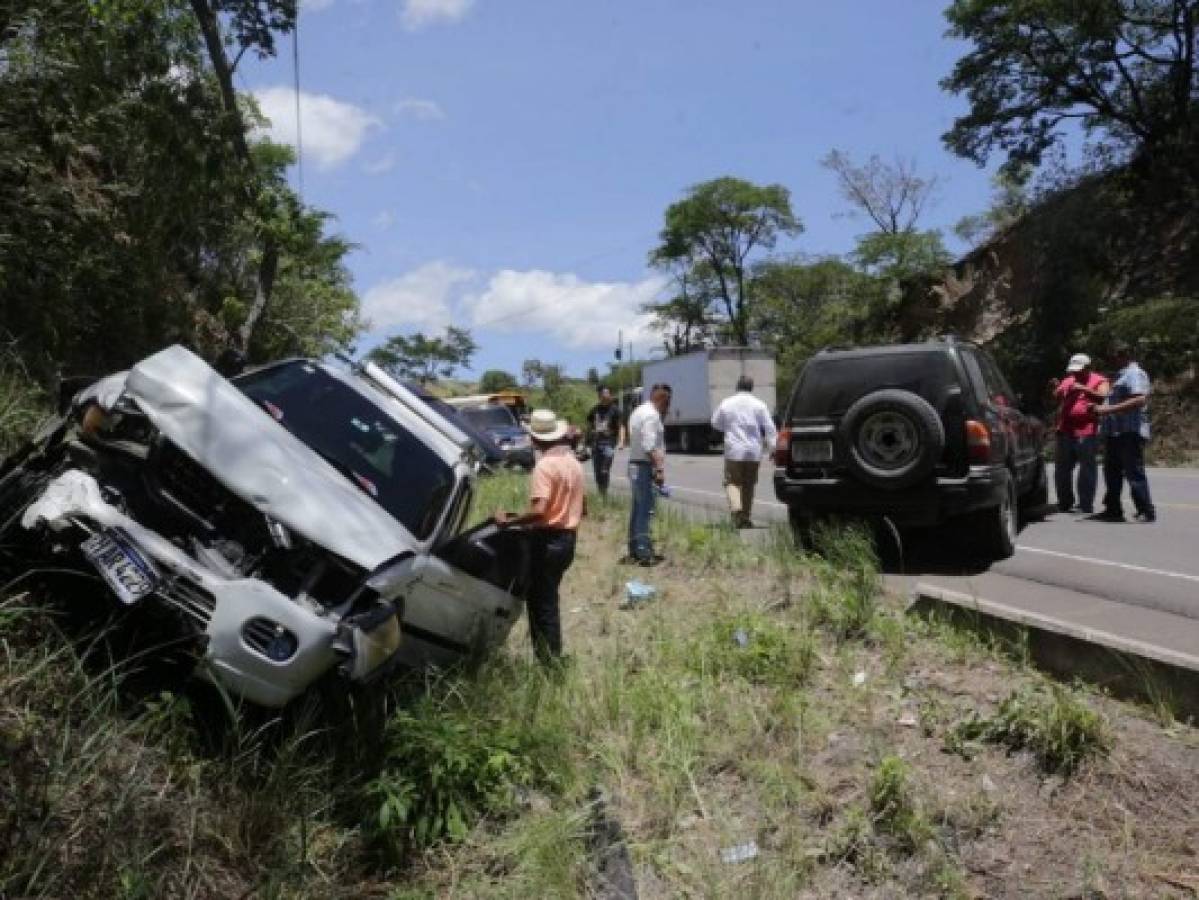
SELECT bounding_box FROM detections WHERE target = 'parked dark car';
[404,382,507,472]
[457,404,535,470]
[773,338,1046,559]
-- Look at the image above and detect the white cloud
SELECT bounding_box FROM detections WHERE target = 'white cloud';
[463,270,666,350]
[363,152,398,175]
[362,261,476,333]
[371,210,397,229]
[394,98,446,121]
[401,0,474,30]
[252,87,380,170]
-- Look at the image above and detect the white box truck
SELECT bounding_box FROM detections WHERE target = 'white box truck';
[640,348,776,453]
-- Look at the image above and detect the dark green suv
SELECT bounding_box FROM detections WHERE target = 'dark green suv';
[773,338,1047,559]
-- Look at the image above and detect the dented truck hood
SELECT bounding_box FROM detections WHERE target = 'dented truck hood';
[124,346,419,570]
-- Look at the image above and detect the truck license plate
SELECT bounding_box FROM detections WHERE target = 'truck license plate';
[792,440,833,464]
[80,530,157,605]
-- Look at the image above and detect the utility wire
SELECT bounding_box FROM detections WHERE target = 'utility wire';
[292,12,304,199]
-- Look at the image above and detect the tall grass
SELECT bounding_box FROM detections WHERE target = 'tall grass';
[0,353,50,458]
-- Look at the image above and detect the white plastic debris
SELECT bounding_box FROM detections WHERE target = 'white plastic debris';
[853,670,867,686]
[623,580,657,607]
[897,712,918,727]
[720,841,760,864]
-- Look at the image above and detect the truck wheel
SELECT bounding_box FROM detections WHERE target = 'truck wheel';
[840,389,944,491]
[976,471,1017,560]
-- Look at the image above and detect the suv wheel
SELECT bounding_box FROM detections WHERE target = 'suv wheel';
[977,470,1017,560]
[840,389,945,490]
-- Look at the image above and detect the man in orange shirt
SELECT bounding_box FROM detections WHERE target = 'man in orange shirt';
[495,408,585,663]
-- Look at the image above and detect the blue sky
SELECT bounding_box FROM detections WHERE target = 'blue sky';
[243,0,998,378]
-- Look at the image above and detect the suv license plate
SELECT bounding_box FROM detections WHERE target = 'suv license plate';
[80,531,157,605]
[792,440,833,464]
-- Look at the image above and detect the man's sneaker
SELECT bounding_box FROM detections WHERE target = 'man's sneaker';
[1087,510,1126,522]
[636,556,661,568]
[1133,511,1157,523]
[1058,503,1074,514]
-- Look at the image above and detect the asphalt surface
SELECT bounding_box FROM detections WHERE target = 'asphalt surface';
[598,448,1199,656]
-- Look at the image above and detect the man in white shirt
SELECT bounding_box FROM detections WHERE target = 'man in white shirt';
[710,375,777,528]
[625,383,671,564]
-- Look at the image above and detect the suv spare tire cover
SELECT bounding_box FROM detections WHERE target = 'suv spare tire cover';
[839,388,945,491]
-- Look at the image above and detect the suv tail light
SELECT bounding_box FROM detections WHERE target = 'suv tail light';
[774,428,792,466]
[965,419,991,464]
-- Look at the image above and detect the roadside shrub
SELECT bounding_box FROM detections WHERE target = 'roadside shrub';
[946,684,1110,775]
[869,755,933,853]
[688,613,816,686]
[362,662,576,861]
[805,521,881,639]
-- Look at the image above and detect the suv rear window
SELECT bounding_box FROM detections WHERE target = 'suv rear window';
[788,352,957,419]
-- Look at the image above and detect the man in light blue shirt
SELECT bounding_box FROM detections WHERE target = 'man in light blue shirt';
[1093,342,1155,523]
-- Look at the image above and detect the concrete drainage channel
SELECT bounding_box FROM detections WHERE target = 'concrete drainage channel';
[908,583,1199,721]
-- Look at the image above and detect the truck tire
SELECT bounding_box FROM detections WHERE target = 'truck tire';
[975,470,1017,560]
[840,389,944,491]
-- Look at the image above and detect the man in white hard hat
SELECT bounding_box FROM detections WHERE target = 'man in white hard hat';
[495,408,585,663]
[1050,352,1109,514]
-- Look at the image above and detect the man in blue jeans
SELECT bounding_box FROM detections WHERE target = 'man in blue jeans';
[1093,343,1155,523]
[625,383,671,565]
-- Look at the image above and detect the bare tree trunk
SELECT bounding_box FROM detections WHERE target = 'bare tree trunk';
[189,0,279,353]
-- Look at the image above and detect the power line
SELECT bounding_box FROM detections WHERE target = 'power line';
[292,12,304,198]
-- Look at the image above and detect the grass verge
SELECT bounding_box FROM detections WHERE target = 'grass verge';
[2,471,1196,899]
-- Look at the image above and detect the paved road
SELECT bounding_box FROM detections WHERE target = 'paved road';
[600,448,1199,656]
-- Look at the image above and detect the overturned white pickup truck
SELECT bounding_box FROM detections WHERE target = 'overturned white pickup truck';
[0,347,532,707]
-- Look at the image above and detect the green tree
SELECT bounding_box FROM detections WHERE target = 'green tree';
[642,261,721,354]
[955,166,1035,244]
[650,177,802,345]
[478,369,518,393]
[750,257,885,396]
[942,0,1199,172]
[0,0,354,381]
[367,327,477,385]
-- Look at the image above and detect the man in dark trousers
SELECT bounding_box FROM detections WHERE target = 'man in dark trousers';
[584,385,624,497]
[1093,342,1156,523]
[1050,353,1109,514]
[495,408,586,663]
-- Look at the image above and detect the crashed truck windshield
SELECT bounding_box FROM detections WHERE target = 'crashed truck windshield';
[235,362,455,540]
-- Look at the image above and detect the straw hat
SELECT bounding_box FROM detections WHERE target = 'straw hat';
[525,408,569,443]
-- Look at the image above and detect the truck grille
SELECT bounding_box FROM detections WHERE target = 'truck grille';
[158,575,217,630]
[151,440,262,545]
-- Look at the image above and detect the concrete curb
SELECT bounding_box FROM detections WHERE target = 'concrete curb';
[908,582,1199,719]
